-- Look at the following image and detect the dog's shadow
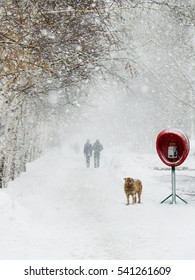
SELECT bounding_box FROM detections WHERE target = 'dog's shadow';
[116,201,143,206]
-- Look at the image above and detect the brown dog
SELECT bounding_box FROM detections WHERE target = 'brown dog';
[124,177,143,205]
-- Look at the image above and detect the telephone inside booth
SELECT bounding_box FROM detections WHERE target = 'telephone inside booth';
[168,142,178,159]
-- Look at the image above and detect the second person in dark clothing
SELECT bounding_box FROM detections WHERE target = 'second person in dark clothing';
[84,139,92,167]
[92,139,103,168]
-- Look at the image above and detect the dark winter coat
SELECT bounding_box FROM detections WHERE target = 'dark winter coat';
[92,141,103,156]
[84,142,92,157]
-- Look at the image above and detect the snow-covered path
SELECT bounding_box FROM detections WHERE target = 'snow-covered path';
[1,145,195,260]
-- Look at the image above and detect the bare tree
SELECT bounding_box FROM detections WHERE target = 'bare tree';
[0,0,121,187]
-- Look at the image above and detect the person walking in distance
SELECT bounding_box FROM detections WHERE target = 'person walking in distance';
[92,139,103,168]
[83,139,92,167]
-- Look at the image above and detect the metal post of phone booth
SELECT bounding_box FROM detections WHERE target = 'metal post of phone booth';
[160,166,176,204]
[171,166,176,204]
[160,166,187,204]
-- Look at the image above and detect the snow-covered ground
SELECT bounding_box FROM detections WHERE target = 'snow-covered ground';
[0,142,195,260]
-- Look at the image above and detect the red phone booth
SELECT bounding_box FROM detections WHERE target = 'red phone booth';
[156,129,190,204]
[156,128,190,167]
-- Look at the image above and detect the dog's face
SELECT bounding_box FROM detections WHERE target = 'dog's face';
[124,177,134,189]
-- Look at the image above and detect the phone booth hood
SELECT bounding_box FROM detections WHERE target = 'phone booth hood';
[156,128,190,167]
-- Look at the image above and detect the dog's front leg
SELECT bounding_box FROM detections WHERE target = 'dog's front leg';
[133,194,136,203]
[126,194,130,205]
